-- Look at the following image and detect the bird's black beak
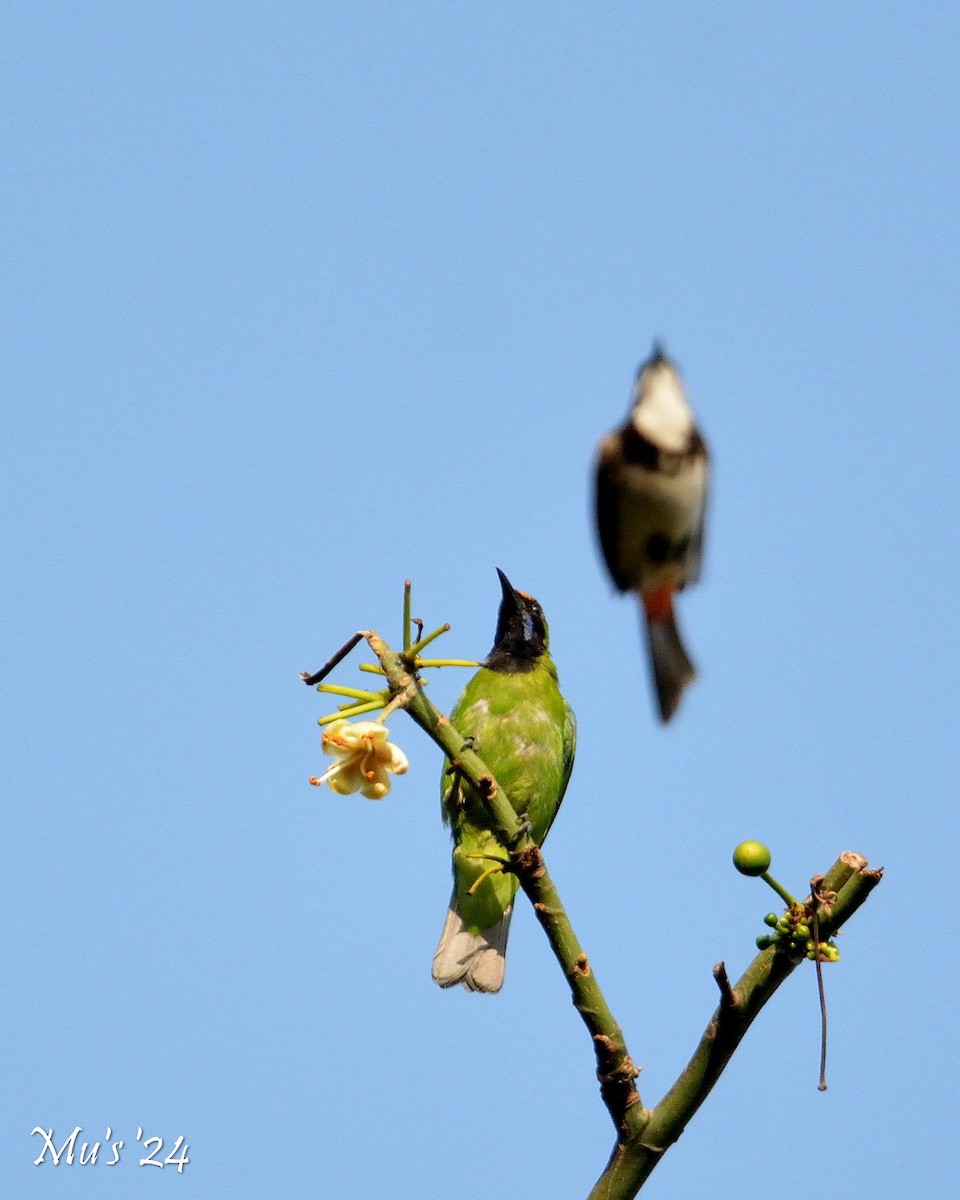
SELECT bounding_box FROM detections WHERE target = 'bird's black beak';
[494,564,525,633]
[487,568,546,668]
[492,568,524,651]
[496,567,522,613]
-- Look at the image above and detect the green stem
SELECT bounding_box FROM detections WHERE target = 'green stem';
[760,871,797,907]
[318,698,384,724]
[317,682,384,702]
[416,658,481,669]
[405,623,450,658]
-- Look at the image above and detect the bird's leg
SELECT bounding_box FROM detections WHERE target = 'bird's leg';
[441,773,465,817]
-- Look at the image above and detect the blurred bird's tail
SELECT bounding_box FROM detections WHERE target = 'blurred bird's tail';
[642,591,696,722]
[431,893,512,993]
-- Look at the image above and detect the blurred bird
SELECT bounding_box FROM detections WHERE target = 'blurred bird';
[432,570,576,992]
[595,345,709,721]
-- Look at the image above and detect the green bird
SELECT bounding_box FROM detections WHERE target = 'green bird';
[432,569,576,993]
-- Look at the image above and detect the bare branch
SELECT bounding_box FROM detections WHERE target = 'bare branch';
[324,627,883,1198]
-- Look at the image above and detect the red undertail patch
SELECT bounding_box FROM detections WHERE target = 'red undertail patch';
[642,583,675,623]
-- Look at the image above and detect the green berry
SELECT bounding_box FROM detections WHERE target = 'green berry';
[756,934,774,949]
[733,841,772,876]
[763,913,779,928]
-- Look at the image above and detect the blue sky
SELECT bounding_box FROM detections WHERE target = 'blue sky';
[2,4,957,1197]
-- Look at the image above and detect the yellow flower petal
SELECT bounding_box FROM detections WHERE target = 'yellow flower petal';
[327,767,363,795]
[314,719,408,799]
[360,772,391,800]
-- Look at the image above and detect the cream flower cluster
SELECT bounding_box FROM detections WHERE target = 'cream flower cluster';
[310,719,409,800]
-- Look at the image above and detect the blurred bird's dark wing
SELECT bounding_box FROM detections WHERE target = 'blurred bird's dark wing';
[595,434,630,592]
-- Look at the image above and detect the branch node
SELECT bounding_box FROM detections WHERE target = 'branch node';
[713,962,740,1010]
[477,774,497,800]
[594,1043,641,1083]
[533,902,558,916]
[810,873,837,917]
[621,1056,641,1083]
[571,953,591,978]
[514,844,545,878]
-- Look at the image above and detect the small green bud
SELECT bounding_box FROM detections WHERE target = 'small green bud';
[763,912,779,928]
[733,841,772,876]
[795,923,810,939]
[756,935,774,949]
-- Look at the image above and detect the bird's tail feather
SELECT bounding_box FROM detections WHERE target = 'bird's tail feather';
[431,892,512,993]
[644,606,696,722]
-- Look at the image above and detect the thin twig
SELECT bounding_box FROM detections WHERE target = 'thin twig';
[405,622,450,659]
[402,581,412,652]
[301,632,365,687]
[810,873,832,1092]
[813,903,828,1091]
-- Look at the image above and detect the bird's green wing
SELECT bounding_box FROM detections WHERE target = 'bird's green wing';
[560,701,577,804]
[537,699,576,845]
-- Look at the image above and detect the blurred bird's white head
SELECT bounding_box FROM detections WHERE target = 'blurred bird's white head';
[631,353,694,452]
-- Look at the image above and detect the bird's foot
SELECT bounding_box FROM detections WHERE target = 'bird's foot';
[507,816,533,850]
